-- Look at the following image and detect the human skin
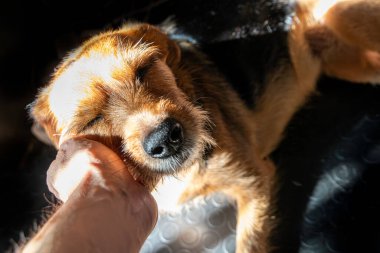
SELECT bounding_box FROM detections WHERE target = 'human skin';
[22,138,158,253]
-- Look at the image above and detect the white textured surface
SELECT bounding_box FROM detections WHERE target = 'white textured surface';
[141,193,237,253]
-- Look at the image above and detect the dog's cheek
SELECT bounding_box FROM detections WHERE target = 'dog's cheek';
[80,130,124,156]
[36,116,60,147]
[32,120,59,147]
[30,94,61,147]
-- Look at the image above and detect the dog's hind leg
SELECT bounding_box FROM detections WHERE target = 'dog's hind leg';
[253,2,322,157]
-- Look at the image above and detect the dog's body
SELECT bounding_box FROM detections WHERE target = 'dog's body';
[30,0,380,252]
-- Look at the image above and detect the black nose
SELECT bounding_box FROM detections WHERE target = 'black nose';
[143,118,184,158]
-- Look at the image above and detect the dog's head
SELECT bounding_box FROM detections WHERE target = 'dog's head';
[30,23,214,187]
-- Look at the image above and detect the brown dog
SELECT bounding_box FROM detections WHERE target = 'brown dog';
[30,0,380,252]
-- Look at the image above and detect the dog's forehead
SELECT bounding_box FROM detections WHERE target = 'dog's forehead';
[78,32,159,67]
[55,32,159,78]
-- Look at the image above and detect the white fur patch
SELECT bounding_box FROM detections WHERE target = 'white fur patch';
[152,173,191,212]
[48,52,128,130]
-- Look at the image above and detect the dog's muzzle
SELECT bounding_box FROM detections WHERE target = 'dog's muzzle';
[143,118,184,158]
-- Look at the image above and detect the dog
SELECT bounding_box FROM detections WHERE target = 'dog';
[29,0,380,252]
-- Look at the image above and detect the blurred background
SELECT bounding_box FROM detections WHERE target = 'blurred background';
[1,0,380,252]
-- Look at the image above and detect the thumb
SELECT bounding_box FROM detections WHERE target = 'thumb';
[47,138,134,202]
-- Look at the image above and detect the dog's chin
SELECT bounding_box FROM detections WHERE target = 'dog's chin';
[127,135,208,178]
[151,152,191,174]
[146,140,201,175]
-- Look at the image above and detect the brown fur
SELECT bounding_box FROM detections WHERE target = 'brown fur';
[30,1,380,252]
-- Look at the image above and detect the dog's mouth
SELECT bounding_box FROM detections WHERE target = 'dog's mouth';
[120,133,199,190]
[120,105,215,187]
[124,120,213,179]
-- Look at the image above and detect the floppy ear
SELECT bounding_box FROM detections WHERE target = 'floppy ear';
[29,88,60,147]
[123,23,181,67]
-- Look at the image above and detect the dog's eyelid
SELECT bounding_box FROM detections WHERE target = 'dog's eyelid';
[83,114,103,130]
[136,64,150,81]
[135,58,158,81]
[151,56,159,63]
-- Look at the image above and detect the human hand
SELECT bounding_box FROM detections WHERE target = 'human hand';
[23,138,157,253]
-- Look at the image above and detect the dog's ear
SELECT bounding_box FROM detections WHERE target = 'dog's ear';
[29,88,59,147]
[124,23,181,67]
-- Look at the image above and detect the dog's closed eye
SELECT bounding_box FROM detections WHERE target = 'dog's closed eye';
[136,65,150,81]
[82,114,103,131]
[135,58,158,82]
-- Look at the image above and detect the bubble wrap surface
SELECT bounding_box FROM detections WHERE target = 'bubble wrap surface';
[141,193,237,253]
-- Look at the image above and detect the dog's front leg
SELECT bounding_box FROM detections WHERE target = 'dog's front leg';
[230,158,276,253]
[233,177,275,253]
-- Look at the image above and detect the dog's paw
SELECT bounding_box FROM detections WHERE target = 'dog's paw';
[323,0,380,52]
[303,0,380,84]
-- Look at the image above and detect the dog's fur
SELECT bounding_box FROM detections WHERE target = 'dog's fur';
[30,0,380,252]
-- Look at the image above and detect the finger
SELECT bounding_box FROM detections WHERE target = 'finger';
[47,138,138,201]
[47,140,98,201]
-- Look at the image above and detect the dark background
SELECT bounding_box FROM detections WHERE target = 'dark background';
[1,0,379,252]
